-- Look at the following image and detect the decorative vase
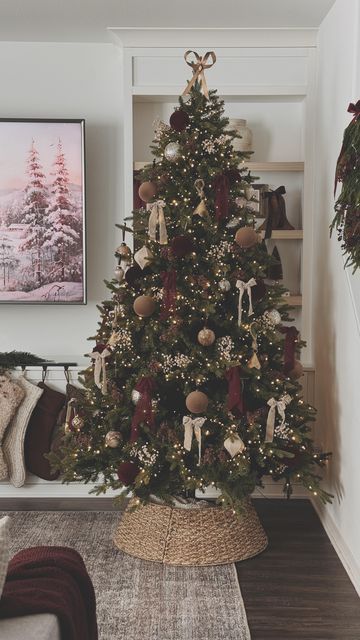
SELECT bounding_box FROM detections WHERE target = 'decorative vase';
[228,118,253,152]
[114,496,268,565]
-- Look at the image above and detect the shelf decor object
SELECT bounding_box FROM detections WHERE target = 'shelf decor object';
[228,118,253,152]
[0,119,86,304]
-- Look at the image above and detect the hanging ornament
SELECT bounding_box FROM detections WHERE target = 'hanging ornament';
[224,433,245,457]
[235,227,258,248]
[193,179,208,217]
[225,366,245,416]
[153,118,170,140]
[134,245,153,270]
[248,322,261,370]
[114,265,124,282]
[278,326,299,375]
[115,242,131,262]
[125,264,143,289]
[147,200,168,245]
[267,309,281,326]
[71,414,84,431]
[236,278,256,326]
[170,109,190,132]
[164,142,181,162]
[138,181,157,203]
[265,394,292,443]
[117,461,140,485]
[133,295,156,318]
[197,327,215,346]
[131,389,141,405]
[219,278,231,292]
[105,431,122,448]
[185,391,209,414]
[183,415,206,466]
[171,235,194,258]
[244,185,256,201]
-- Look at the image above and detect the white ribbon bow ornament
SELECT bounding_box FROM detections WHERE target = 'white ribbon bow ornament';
[265,394,292,443]
[147,200,168,245]
[183,415,206,466]
[89,348,111,396]
[236,278,257,326]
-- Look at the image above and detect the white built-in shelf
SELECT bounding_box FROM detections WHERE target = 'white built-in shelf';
[132,87,308,101]
[134,161,304,172]
[260,229,303,240]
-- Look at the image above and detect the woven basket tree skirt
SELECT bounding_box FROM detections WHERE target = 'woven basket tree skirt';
[114,497,268,565]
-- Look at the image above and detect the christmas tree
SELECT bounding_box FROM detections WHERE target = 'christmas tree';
[56,57,331,511]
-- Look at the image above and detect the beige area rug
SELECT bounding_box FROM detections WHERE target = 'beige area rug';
[1,511,251,640]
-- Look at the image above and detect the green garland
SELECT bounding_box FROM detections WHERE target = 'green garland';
[0,351,47,371]
[331,100,360,272]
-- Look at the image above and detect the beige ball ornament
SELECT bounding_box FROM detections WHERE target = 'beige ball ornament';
[105,431,122,448]
[116,243,132,261]
[138,181,157,203]
[133,295,156,318]
[288,360,304,380]
[198,327,215,346]
[186,390,209,414]
[235,226,258,248]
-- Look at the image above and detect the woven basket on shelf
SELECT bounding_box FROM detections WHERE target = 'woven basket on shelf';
[114,497,268,565]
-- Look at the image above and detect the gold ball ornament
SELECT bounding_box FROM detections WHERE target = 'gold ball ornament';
[105,430,122,448]
[185,390,209,414]
[288,360,304,380]
[219,279,231,292]
[133,295,156,318]
[198,327,215,346]
[235,226,259,248]
[138,181,157,203]
[116,243,131,261]
[72,415,84,430]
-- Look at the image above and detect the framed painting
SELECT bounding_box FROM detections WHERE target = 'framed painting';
[0,119,86,304]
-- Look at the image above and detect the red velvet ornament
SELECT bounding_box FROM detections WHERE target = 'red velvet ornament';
[170,109,190,132]
[125,264,143,288]
[171,235,194,258]
[278,326,299,375]
[225,366,245,416]
[160,269,177,319]
[117,462,140,485]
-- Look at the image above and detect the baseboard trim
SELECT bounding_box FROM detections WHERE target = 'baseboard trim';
[311,498,360,597]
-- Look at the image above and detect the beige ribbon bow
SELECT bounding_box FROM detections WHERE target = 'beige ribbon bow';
[147,200,168,245]
[236,278,256,326]
[182,50,217,100]
[90,348,111,395]
[183,415,206,466]
[265,394,292,443]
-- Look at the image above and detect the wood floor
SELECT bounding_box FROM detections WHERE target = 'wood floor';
[236,499,360,640]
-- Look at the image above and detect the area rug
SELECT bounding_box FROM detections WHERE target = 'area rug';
[1,511,251,640]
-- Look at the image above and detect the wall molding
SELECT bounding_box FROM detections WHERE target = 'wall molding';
[108,27,318,49]
[311,498,360,597]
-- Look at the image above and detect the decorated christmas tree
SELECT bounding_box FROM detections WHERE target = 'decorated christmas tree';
[56,53,331,512]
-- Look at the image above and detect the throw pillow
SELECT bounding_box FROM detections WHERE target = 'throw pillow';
[0,516,10,599]
[0,376,25,481]
[3,376,43,487]
[24,382,66,481]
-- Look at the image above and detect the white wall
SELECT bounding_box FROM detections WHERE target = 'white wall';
[0,42,123,358]
[314,0,360,586]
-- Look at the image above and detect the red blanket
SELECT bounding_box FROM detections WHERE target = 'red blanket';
[0,546,98,640]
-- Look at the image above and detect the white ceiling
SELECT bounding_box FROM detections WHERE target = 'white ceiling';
[0,0,336,43]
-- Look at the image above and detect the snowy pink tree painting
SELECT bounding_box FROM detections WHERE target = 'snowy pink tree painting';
[0,120,85,303]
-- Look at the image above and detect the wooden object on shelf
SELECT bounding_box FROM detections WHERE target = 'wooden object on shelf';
[260,229,303,240]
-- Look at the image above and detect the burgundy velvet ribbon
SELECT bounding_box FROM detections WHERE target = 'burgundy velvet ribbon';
[278,326,299,375]
[225,366,245,415]
[214,174,229,222]
[160,269,177,319]
[130,376,156,443]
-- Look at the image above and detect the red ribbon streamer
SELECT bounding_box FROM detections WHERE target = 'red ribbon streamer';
[130,377,156,443]
[278,326,299,374]
[160,269,177,319]
[225,366,245,415]
[214,174,229,222]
